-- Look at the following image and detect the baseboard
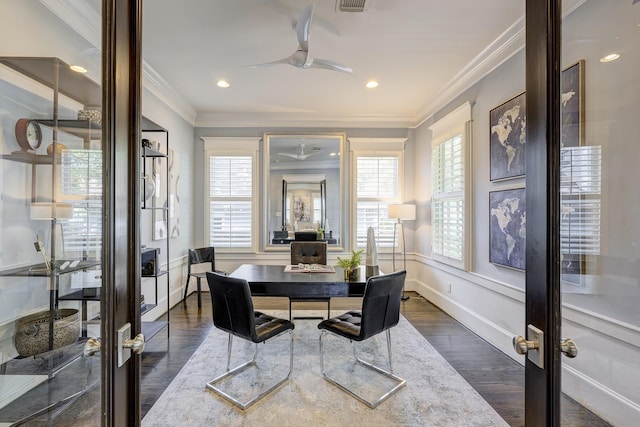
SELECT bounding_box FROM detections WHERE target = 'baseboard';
[563,364,640,426]
[413,276,639,426]
[413,279,521,362]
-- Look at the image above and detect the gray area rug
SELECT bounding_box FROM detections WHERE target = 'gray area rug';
[142,311,507,426]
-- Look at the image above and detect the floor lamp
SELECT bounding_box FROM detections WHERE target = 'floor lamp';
[388,203,415,300]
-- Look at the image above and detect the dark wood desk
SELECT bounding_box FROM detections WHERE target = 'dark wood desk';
[229,264,368,298]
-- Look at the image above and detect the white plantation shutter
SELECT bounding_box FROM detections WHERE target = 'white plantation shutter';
[430,102,471,269]
[208,156,253,248]
[60,149,102,254]
[432,135,464,260]
[355,156,399,247]
[560,146,601,256]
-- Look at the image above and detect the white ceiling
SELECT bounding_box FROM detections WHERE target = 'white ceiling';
[140,0,526,127]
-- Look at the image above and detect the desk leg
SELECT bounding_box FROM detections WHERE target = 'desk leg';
[196,277,202,308]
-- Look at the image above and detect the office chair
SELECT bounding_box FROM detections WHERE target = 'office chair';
[183,247,225,308]
[205,272,295,410]
[294,231,318,241]
[289,241,330,320]
[318,270,407,408]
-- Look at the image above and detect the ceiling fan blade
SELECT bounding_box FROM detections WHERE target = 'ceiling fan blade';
[311,58,353,74]
[299,150,322,159]
[296,4,314,51]
[246,56,294,68]
[277,152,301,159]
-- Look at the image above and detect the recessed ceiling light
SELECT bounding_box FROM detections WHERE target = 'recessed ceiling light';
[366,80,379,89]
[70,65,88,73]
[600,53,620,63]
[217,80,230,88]
[330,152,337,156]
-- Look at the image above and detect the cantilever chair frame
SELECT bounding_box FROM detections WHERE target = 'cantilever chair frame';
[205,272,294,410]
[319,328,406,409]
[318,270,407,408]
[206,329,294,410]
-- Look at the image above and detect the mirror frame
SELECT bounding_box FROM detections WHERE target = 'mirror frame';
[263,132,348,251]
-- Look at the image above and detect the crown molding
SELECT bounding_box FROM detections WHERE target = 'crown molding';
[142,62,197,126]
[195,112,414,129]
[413,16,525,127]
[39,0,100,46]
[39,0,197,127]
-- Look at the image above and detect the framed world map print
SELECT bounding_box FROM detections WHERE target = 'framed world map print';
[489,188,526,270]
[561,60,585,148]
[490,92,526,181]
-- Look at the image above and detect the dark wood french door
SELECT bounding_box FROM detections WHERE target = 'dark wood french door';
[101,0,144,424]
[524,0,566,424]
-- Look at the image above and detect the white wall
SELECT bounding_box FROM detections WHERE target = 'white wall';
[141,89,195,317]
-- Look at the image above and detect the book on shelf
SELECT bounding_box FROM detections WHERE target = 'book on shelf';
[284,264,335,273]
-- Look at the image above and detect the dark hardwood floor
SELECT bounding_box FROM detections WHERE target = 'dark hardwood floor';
[140,292,609,426]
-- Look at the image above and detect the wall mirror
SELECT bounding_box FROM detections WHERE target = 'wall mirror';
[264,133,347,250]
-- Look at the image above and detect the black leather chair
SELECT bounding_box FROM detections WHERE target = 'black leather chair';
[205,272,295,410]
[183,247,225,308]
[289,241,329,320]
[318,270,407,408]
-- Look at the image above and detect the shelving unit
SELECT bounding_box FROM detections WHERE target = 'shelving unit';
[0,55,171,423]
[0,56,102,422]
[140,117,170,339]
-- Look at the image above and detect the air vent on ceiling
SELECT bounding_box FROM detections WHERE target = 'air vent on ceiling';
[337,0,368,12]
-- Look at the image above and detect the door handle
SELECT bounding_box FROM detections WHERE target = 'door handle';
[83,337,101,356]
[513,336,578,358]
[118,323,145,367]
[512,324,544,368]
[123,333,146,355]
[513,335,539,355]
[560,338,578,358]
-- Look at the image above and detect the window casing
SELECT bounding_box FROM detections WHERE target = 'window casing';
[204,138,258,252]
[354,153,402,248]
[430,102,471,270]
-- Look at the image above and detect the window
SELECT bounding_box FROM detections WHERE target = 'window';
[60,149,103,256]
[208,156,253,248]
[560,145,601,277]
[354,155,400,248]
[203,138,259,251]
[430,102,471,269]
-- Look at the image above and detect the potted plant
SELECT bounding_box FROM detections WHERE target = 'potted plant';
[336,249,364,281]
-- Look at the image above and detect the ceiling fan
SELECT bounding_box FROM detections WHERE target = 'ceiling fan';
[249,4,353,74]
[277,144,324,160]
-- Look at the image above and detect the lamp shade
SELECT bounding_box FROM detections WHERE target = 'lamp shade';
[387,203,416,221]
[30,202,73,220]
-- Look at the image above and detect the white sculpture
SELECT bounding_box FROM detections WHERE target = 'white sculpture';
[366,226,379,277]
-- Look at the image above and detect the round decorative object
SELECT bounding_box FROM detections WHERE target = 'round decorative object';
[14,309,80,357]
[46,143,68,156]
[15,118,43,151]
